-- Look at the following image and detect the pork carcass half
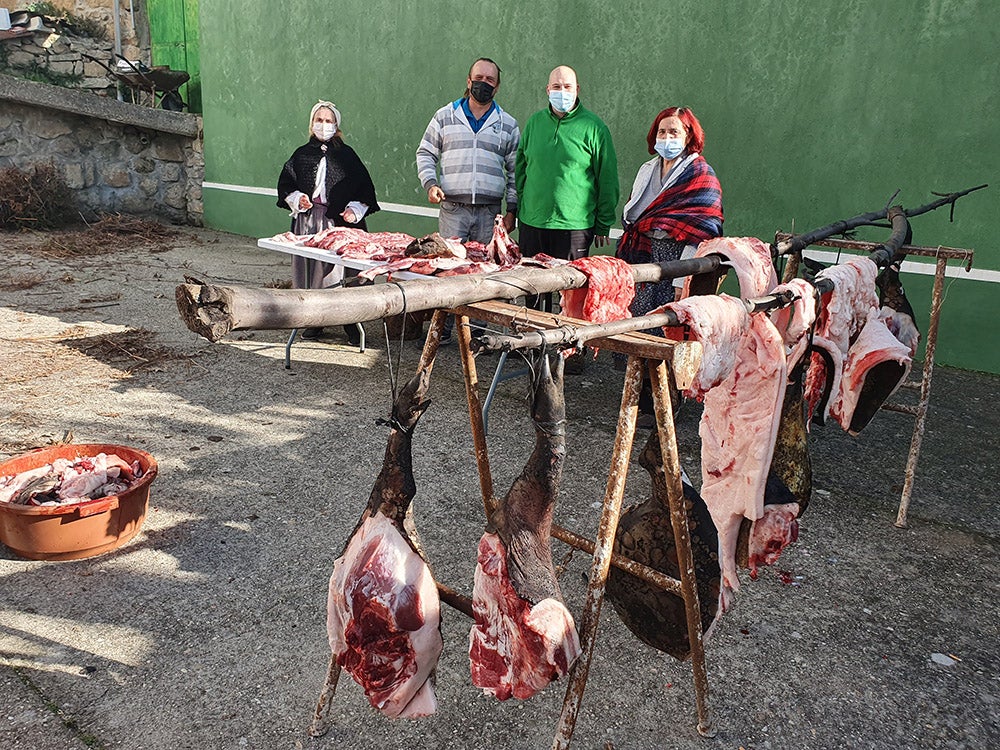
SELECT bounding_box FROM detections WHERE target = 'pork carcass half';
[658,291,787,602]
[469,352,580,700]
[326,369,443,719]
[831,309,912,435]
[738,278,819,574]
[699,311,787,602]
[876,261,920,356]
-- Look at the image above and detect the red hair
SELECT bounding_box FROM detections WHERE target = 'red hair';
[646,107,705,155]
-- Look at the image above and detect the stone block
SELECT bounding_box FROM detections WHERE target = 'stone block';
[164,183,187,210]
[121,194,148,214]
[133,156,155,174]
[138,175,158,196]
[30,117,73,140]
[53,136,80,157]
[47,53,81,63]
[0,136,19,157]
[63,162,84,189]
[8,51,35,67]
[160,163,181,182]
[122,129,151,154]
[83,61,107,77]
[48,60,76,75]
[151,138,184,162]
[99,164,131,188]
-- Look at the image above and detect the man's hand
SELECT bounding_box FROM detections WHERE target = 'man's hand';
[502,212,516,233]
[593,234,611,248]
[341,209,357,224]
[298,194,313,211]
[427,186,445,204]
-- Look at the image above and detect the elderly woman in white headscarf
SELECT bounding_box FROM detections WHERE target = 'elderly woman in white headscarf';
[277,101,380,338]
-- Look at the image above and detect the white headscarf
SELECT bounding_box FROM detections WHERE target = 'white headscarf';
[309,100,341,135]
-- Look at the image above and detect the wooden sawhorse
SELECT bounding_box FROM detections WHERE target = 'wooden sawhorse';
[447,301,715,747]
[775,234,975,527]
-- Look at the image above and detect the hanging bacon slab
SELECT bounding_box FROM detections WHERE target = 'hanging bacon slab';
[681,237,779,300]
[804,258,879,425]
[832,309,912,435]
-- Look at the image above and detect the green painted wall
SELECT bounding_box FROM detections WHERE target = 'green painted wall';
[147,0,201,112]
[197,0,999,372]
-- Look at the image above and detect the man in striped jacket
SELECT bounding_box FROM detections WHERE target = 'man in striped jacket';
[417,58,520,242]
[416,57,520,342]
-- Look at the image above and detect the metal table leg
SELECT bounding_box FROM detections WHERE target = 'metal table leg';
[481,350,529,435]
[285,328,298,370]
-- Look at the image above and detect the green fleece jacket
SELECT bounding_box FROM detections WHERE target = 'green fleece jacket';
[515,103,619,235]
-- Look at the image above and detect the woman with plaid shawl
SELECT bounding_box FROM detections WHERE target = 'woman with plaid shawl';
[616,107,723,312]
[615,107,723,423]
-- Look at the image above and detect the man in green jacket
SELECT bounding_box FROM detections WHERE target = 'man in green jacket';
[515,65,619,262]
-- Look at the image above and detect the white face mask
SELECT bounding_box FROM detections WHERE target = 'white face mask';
[312,122,337,141]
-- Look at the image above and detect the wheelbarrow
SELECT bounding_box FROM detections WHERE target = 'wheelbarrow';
[83,53,190,111]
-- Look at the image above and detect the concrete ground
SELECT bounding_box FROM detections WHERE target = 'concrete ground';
[1,227,997,750]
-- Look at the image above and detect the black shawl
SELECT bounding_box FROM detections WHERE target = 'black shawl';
[276,137,380,228]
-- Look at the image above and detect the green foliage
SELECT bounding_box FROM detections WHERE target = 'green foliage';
[26,2,107,40]
[0,162,77,231]
[13,61,83,88]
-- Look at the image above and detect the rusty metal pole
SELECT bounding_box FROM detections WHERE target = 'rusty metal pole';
[550,523,683,596]
[648,361,716,737]
[454,310,498,517]
[894,254,947,528]
[551,355,642,750]
[308,654,341,737]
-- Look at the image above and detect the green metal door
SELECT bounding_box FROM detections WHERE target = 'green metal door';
[147,0,200,113]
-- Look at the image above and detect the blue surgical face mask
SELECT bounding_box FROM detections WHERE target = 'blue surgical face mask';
[654,137,685,160]
[548,89,576,113]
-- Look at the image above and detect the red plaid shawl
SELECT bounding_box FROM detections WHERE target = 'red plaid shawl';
[615,155,723,264]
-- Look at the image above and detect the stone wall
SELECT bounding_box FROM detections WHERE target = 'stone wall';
[0,0,144,57]
[0,2,147,97]
[0,73,203,224]
[2,31,119,98]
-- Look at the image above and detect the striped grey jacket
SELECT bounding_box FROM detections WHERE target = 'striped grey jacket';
[416,100,520,210]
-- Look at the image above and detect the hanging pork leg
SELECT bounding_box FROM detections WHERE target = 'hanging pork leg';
[469,351,581,700]
[326,369,444,719]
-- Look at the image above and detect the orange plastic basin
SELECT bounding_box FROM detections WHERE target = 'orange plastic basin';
[0,444,158,561]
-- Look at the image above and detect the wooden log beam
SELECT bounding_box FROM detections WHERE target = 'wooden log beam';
[175,256,723,342]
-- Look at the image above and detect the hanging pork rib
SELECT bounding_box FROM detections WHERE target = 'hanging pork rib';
[469,351,581,700]
[326,369,444,719]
